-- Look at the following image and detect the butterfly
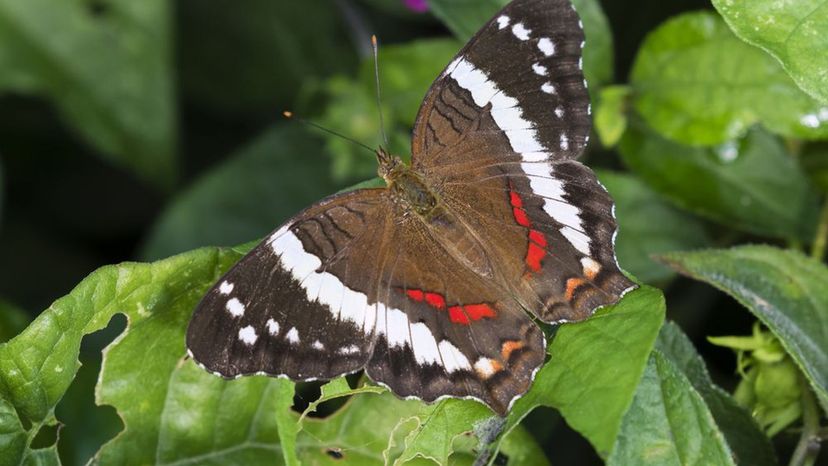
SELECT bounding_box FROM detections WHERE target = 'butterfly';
[187,0,636,416]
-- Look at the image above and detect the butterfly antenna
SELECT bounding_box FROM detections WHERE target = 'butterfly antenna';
[371,35,390,148]
[282,111,375,154]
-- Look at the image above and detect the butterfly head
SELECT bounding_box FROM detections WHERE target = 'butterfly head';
[376,146,405,182]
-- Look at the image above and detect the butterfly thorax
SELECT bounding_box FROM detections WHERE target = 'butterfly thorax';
[378,148,439,218]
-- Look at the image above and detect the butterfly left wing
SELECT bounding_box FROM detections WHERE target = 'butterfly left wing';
[187,189,389,381]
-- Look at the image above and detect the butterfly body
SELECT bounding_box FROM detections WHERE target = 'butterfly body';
[187,0,636,415]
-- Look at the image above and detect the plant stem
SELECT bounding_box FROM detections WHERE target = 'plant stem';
[788,379,822,466]
[811,199,828,261]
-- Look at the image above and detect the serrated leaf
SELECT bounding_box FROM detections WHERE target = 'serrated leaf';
[660,245,828,406]
[607,352,736,466]
[712,0,828,105]
[630,12,828,146]
[657,322,777,466]
[179,0,356,113]
[502,285,665,458]
[597,171,710,283]
[0,0,176,186]
[140,125,342,261]
[427,0,614,88]
[619,125,820,241]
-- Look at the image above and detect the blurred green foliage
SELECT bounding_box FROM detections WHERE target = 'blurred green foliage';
[1,0,827,465]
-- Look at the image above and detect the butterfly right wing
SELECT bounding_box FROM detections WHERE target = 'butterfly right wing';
[186,188,390,381]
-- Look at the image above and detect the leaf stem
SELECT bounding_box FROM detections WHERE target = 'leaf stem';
[811,199,828,261]
[788,378,822,466]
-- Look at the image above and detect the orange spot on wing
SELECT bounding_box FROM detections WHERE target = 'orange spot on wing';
[424,292,446,310]
[501,340,524,360]
[565,278,586,301]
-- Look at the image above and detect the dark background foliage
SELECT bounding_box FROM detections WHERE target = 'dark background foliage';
[0,0,826,465]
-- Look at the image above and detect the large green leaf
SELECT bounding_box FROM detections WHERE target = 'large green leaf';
[140,125,341,260]
[597,170,710,283]
[0,0,175,186]
[712,0,828,105]
[656,322,777,466]
[500,285,665,458]
[630,12,828,146]
[619,125,820,241]
[606,352,736,466]
[178,0,356,113]
[427,0,614,88]
[660,246,828,405]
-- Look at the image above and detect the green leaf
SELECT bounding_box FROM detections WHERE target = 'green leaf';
[179,0,356,113]
[140,125,342,260]
[619,125,821,241]
[630,12,828,146]
[712,0,828,105]
[0,0,176,186]
[320,39,461,181]
[502,285,665,458]
[427,0,614,88]
[606,352,736,466]
[659,245,828,406]
[595,85,630,148]
[597,171,710,283]
[0,396,27,466]
[657,322,777,466]
[0,299,29,344]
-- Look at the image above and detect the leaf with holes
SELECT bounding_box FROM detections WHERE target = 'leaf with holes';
[630,12,828,146]
[0,0,176,186]
[597,171,710,283]
[712,0,828,105]
[619,125,820,241]
[656,322,777,466]
[606,352,736,466]
[427,0,614,88]
[659,245,828,408]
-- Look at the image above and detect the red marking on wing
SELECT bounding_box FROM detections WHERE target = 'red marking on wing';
[448,306,470,324]
[399,290,496,326]
[406,289,425,301]
[425,292,446,310]
[508,185,549,274]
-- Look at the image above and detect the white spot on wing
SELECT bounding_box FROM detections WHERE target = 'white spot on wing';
[496,15,510,29]
[562,226,591,255]
[410,322,441,365]
[266,318,280,336]
[312,340,324,350]
[438,341,471,373]
[537,37,555,56]
[339,345,361,355]
[554,106,564,118]
[541,82,556,94]
[219,281,234,295]
[225,298,245,317]
[238,326,258,345]
[286,327,300,344]
[474,358,499,379]
[581,257,601,277]
[511,23,531,41]
[560,133,570,151]
[532,63,547,76]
